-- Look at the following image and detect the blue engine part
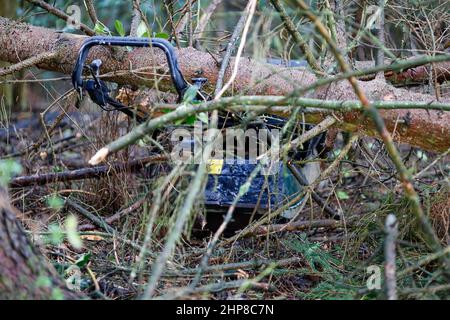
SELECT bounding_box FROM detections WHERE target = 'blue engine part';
[204,161,304,211]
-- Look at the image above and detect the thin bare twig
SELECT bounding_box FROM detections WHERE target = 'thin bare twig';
[10,156,166,187]
[65,198,117,234]
[384,214,398,300]
[254,219,345,235]
[215,0,258,99]
[83,0,98,26]
[130,0,141,37]
[129,163,185,283]
[214,4,249,96]
[286,162,341,219]
[0,51,57,77]
[270,0,321,72]
[193,0,223,48]
[25,0,95,36]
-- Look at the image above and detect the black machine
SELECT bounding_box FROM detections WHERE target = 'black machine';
[71,36,208,121]
[71,36,326,231]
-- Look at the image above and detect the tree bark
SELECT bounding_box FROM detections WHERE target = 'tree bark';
[0,191,79,299]
[0,16,449,152]
[0,2,27,111]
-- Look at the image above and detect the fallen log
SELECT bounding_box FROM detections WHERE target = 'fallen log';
[0,17,449,152]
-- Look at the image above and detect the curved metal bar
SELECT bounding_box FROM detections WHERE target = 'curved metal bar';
[71,36,189,100]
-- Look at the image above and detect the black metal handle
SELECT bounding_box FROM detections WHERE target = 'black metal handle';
[71,36,189,101]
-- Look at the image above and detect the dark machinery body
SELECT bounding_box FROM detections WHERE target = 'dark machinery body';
[202,122,323,231]
[72,36,325,231]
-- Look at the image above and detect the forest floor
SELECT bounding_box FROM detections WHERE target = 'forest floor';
[1,97,449,300]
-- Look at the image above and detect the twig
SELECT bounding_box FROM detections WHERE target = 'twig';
[254,219,344,235]
[141,162,208,298]
[174,0,199,38]
[324,0,338,47]
[287,162,341,219]
[214,3,249,96]
[65,198,116,234]
[193,0,222,48]
[375,0,386,80]
[156,96,450,112]
[25,0,95,36]
[129,0,141,37]
[399,284,450,296]
[397,246,450,278]
[10,156,166,187]
[28,230,143,251]
[287,54,450,101]
[181,257,301,274]
[83,0,98,26]
[313,135,358,188]
[187,0,193,47]
[158,279,272,299]
[413,147,450,180]
[215,0,258,99]
[164,1,181,48]
[3,89,76,161]
[270,0,321,72]
[160,263,279,299]
[78,194,148,231]
[0,51,57,77]
[384,214,398,300]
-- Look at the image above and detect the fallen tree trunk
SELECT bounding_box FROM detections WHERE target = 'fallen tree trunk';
[0,17,449,152]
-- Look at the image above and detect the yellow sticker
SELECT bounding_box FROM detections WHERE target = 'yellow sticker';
[207,159,224,175]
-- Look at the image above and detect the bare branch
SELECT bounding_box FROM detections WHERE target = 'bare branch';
[25,0,95,36]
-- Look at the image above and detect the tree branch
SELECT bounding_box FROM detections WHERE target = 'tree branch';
[9,155,166,187]
[0,16,449,153]
[270,0,322,72]
[25,0,95,36]
[0,51,57,77]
